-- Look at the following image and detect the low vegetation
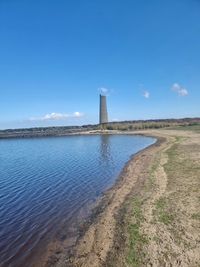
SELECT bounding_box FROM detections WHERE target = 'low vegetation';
[127,198,147,267]
[125,127,200,266]
[0,118,199,138]
[153,197,174,225]
[105,118,200,131]
[169,123,200,132]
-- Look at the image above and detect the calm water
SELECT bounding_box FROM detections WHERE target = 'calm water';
[0,135,155,267]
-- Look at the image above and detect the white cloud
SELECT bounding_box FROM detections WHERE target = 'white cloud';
[143,90,150,98]
[171,83,188,96]
[42,113,68,120]
[29,112,84,121]
[98,87,110,96]
[73,111,83,118]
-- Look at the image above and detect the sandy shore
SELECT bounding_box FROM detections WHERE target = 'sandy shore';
[39,129,200,267]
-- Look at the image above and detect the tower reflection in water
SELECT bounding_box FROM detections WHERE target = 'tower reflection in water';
[99,134,114,170]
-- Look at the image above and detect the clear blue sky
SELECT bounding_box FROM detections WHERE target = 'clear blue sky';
[0,0,200,129]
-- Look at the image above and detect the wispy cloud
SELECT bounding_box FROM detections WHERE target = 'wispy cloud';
[98,87,113,96]
[171,83,188,96]
[29,112,84,121]
[73,112,83,117]
[143,90,150,99]
[139,84,150,99]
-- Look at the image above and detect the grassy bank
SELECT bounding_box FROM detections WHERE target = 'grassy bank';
[126,128,200,266]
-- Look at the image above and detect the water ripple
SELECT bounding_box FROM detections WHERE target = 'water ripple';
[0,135,155,267]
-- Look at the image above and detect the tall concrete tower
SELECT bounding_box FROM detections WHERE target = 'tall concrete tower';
[99,94,108,124]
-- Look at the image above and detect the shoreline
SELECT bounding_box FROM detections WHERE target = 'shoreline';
[0,129,156,139]
[38,132,165,267]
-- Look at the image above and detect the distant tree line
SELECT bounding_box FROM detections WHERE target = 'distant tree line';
[0,118,199,138]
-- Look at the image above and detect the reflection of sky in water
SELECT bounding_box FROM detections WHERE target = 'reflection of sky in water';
[0,135,155,267]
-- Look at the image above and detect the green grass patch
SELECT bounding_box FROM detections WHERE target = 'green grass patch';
[191,213,200,220]
[174,136,186,143]
[127,198,148,267]
[163,143,180,174]
[164,142,200,177]
[144,155,160,191]
[169,123,200,133]
[127,156,162,265]
[154,197,174,225]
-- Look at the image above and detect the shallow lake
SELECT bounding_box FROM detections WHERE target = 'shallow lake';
[0,134,155,267]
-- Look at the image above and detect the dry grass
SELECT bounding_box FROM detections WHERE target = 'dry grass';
[126,129,200,266]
